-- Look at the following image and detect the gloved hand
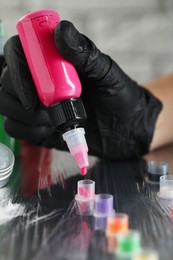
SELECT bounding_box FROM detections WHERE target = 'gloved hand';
[0,21,162,160]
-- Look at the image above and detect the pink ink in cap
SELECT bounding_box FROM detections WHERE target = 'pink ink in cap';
[75,179,95,215]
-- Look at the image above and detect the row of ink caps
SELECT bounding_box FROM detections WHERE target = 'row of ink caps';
[75,179,159,260]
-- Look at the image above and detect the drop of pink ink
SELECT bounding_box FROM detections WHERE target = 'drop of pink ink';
[80,167,87,176]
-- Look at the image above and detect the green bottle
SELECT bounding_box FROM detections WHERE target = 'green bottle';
[0,19,5,55]
[0,115,21,157]
[0,19,21,156]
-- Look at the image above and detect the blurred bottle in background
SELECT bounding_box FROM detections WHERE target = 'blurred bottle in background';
[0,19,21,157]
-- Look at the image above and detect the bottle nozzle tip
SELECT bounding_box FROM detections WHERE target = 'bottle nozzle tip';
[80,167,87,176]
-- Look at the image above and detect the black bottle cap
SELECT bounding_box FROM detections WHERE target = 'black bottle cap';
[47,98,87,131]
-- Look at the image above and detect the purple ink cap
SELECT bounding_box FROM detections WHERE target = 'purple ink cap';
[94,194,114,216]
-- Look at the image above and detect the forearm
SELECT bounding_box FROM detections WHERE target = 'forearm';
[143,72,173,151]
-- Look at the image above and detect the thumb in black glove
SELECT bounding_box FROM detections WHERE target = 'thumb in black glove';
[0,21,162,160]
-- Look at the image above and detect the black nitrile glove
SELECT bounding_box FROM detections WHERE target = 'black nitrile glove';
[0,21,162,160]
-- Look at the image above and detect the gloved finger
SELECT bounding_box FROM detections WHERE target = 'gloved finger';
[0,89,51,127]
[54,20,138,94]
[54,20,112,84]
[41,131,67,150]
[4,118,53,144]
[0,55,5,75]
[4,119,66,150]
[3,35,40,110]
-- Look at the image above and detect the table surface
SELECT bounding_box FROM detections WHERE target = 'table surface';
[0,141,173,260]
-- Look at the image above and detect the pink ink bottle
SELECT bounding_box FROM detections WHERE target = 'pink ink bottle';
[16,10,89,175]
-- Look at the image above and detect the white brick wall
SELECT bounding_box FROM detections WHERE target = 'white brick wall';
[0,0,173,83]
